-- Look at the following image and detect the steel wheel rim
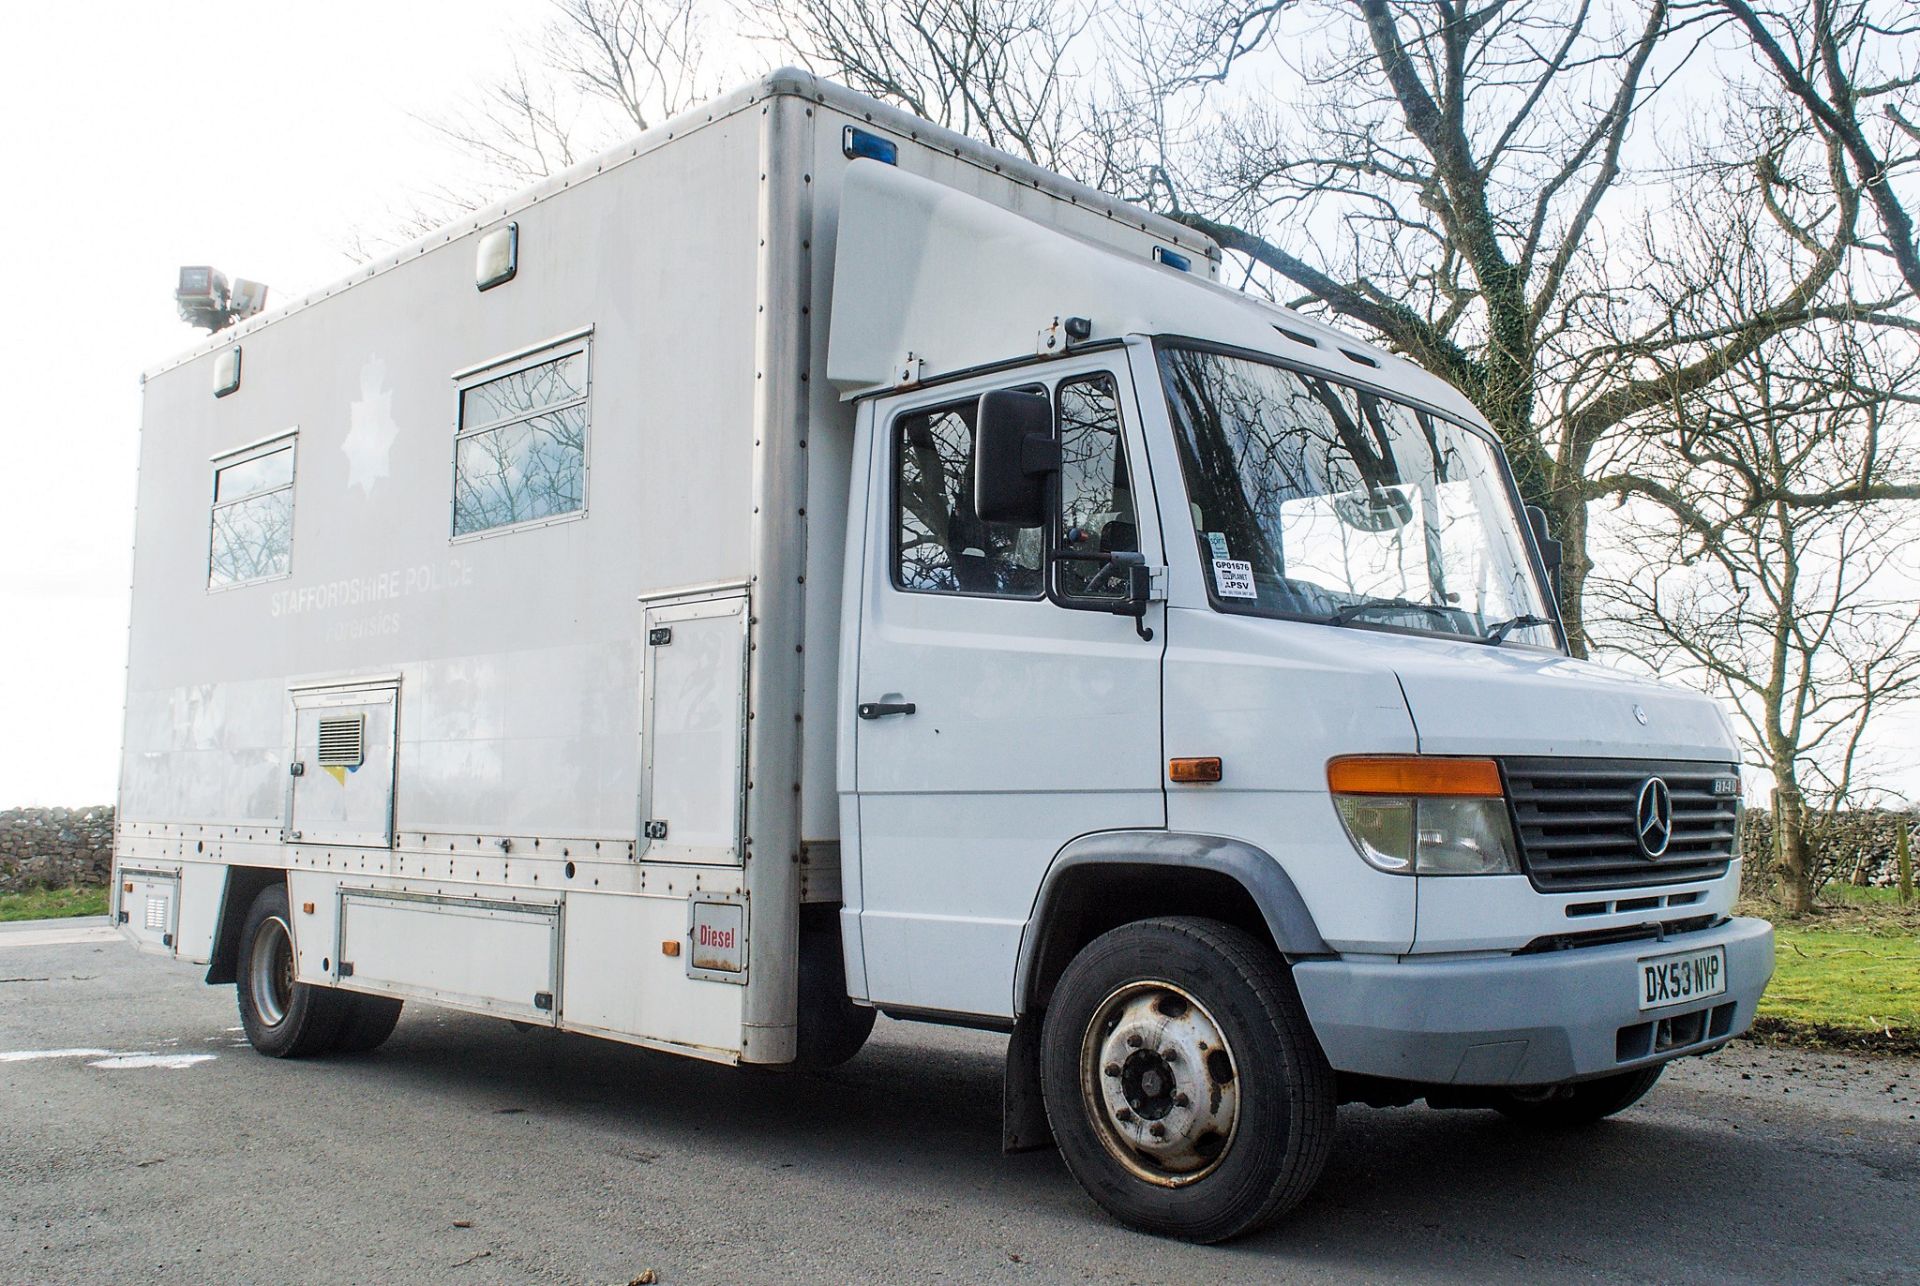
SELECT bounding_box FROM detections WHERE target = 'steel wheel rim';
[250,915,295,1028]
[1078,980,1239,1187]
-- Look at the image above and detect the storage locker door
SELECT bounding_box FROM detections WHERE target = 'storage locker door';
[288,685,397,848]
[639,592,748,866]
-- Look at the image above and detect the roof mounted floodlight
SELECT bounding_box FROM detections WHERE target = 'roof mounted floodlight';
[229,278,270,321]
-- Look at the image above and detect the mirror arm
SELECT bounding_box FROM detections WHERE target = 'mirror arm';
[1108,552,1154,641]
[1020,435,1061,476]
[1122,565,1154,641]
[1050,550,1154,640]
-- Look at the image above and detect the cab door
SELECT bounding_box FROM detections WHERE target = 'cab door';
[849,359,1166,1017]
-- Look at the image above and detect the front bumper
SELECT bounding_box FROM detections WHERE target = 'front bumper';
[1291,916,1773,1087]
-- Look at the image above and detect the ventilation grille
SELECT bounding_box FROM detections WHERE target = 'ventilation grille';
[144,894,169,931]
[1502,757,1739,892]
[317,715,366,768]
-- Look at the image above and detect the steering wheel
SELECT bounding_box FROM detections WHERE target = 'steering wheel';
[1080,558,1131,596]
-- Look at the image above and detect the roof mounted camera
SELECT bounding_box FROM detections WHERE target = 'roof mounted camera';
[177,266,269,332]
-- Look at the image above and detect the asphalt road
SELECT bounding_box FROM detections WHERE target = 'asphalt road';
[3,918,1916,1285]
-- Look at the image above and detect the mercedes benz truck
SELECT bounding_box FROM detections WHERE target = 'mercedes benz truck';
[115,69,1772,1241]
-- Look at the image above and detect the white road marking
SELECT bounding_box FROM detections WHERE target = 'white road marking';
[87,1053,217,1070]
[0,1048,114,1062]
[0,926,121,948]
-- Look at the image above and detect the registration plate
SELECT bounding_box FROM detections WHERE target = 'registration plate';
[1638,946,1728,1011]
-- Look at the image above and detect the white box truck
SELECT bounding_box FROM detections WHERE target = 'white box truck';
[116,69,1773,1241]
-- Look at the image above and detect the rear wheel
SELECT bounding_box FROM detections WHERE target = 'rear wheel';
[1040,917,1335,1243]
[236,885,349,1058]
[1494,1065,1664,1127]
[332,993,405,1054]
[795,923,874,1069]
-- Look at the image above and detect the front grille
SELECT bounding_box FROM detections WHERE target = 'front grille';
[1501,757,1738,892]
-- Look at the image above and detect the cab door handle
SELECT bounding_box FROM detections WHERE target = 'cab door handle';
[858,701,916,719]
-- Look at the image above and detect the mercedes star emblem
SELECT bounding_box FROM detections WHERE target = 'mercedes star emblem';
[1635,777,1673,858]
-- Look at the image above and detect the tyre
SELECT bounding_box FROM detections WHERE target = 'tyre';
[1494,1065,1664,1127]
[332,993,405,1055]
[235,884,349,1058]
[1040,917,1336,1242]
[795,925,875,1069]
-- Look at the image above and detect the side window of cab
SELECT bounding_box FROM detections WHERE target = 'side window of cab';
[893,394,1046,598]
[1054,372,1139,602]
[889,370,1141,604]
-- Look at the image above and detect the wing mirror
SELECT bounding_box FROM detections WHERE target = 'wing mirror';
[1526,504,1563,598]
[974,389,1057,527]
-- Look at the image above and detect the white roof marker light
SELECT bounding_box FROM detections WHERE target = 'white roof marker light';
[476,222,518,292]
[211,346,242,398]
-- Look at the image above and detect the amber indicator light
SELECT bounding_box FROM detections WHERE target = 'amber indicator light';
[1169,757,1224,783]
[662,940,682,957]
[1326,756,1503,797]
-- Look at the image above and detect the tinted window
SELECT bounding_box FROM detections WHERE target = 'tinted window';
[894,398,1044,597]
[209,442,295,588]
[454,343,590,536]
[1055,374,1138,600]
[460,350,588,428]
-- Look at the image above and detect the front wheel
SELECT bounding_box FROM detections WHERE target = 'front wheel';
[1040,917,1336,1242]
[236,884,349,1057]
[1494,1065,1664,1127]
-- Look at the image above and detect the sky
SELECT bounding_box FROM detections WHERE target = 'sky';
[0,1,1913,808]
[0,2,534,806]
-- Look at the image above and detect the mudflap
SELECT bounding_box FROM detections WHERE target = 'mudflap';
[1003,1010,1054,1153]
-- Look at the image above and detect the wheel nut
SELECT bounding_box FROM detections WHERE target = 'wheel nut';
[1126,1033,1142,1048]
[1149,1123,1167,1139]
[1104,1063,1121,1078]
[1172,1092,1190,1108]
[1115,1107,1134,1122]
[1161,1047,1180,1062]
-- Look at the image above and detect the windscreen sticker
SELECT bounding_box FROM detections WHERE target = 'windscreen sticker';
[1211,558,1257,599]
[1205,531,1231,560]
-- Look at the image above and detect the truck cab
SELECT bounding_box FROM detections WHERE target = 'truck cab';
[827,159,1771,1239]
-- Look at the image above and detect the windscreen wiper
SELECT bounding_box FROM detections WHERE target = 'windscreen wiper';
[1327,598,1457,627]
[1483,613,1556,645]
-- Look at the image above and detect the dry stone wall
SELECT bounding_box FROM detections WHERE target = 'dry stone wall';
[0,806,114,893]
[1738,807,1917,900]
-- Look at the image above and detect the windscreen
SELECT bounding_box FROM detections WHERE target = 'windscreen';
[1159,345,1556,646]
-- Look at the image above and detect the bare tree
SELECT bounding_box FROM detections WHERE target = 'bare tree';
[749,0,1092,167]
[1589,247,1920,912]
[1153,2,1898,654]
[1707,0,1920,300]
[354,0,717,253]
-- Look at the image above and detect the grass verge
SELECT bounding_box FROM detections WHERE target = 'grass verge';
[1745,900,1920,1056]
[0,885,110,922]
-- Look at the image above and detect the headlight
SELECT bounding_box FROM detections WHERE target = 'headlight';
[1328,756,1521,876]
